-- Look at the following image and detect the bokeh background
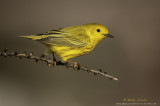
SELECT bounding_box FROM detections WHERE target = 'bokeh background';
[0,0,160,106]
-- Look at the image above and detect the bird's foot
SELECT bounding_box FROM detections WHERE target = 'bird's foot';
[67,60,81,70]
[40,54,46,58]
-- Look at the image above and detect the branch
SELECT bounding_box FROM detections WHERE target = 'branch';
[0,48,118,81]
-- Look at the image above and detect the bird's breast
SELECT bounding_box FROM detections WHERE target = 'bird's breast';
[48,41,97,61]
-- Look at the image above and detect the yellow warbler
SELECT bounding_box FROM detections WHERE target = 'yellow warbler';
[19,23,113,61]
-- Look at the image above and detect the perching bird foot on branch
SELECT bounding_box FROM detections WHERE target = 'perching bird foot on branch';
[0,23,118,81]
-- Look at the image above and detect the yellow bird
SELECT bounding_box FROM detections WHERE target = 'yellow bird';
[19,23,113,62]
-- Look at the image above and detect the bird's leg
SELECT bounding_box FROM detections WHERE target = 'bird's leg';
[67,60,81,70]
[51,52,57,66]
[52,52,57,62]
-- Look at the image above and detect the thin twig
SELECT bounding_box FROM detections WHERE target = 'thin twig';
[0,48,118,81]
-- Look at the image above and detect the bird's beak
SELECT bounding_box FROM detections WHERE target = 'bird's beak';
[103,34,114,38]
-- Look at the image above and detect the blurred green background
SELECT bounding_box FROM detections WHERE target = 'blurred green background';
[0,0,160,106]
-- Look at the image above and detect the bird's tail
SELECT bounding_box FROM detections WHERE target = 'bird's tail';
[18,35,42,40]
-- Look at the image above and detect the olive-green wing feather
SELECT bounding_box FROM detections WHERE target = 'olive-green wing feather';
[37,27,90,47]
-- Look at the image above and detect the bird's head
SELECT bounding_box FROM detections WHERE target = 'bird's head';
[86,23,114,43]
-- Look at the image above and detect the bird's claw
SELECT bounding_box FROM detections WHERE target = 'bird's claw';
[73,62,81,71]
[53,61,56,66]
[66,61,81,71]
[40,54,45,58]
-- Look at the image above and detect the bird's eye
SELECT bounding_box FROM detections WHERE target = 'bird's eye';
[97,29,100,32]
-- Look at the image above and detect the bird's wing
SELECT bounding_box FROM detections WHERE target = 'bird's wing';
[36,28,90,47]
